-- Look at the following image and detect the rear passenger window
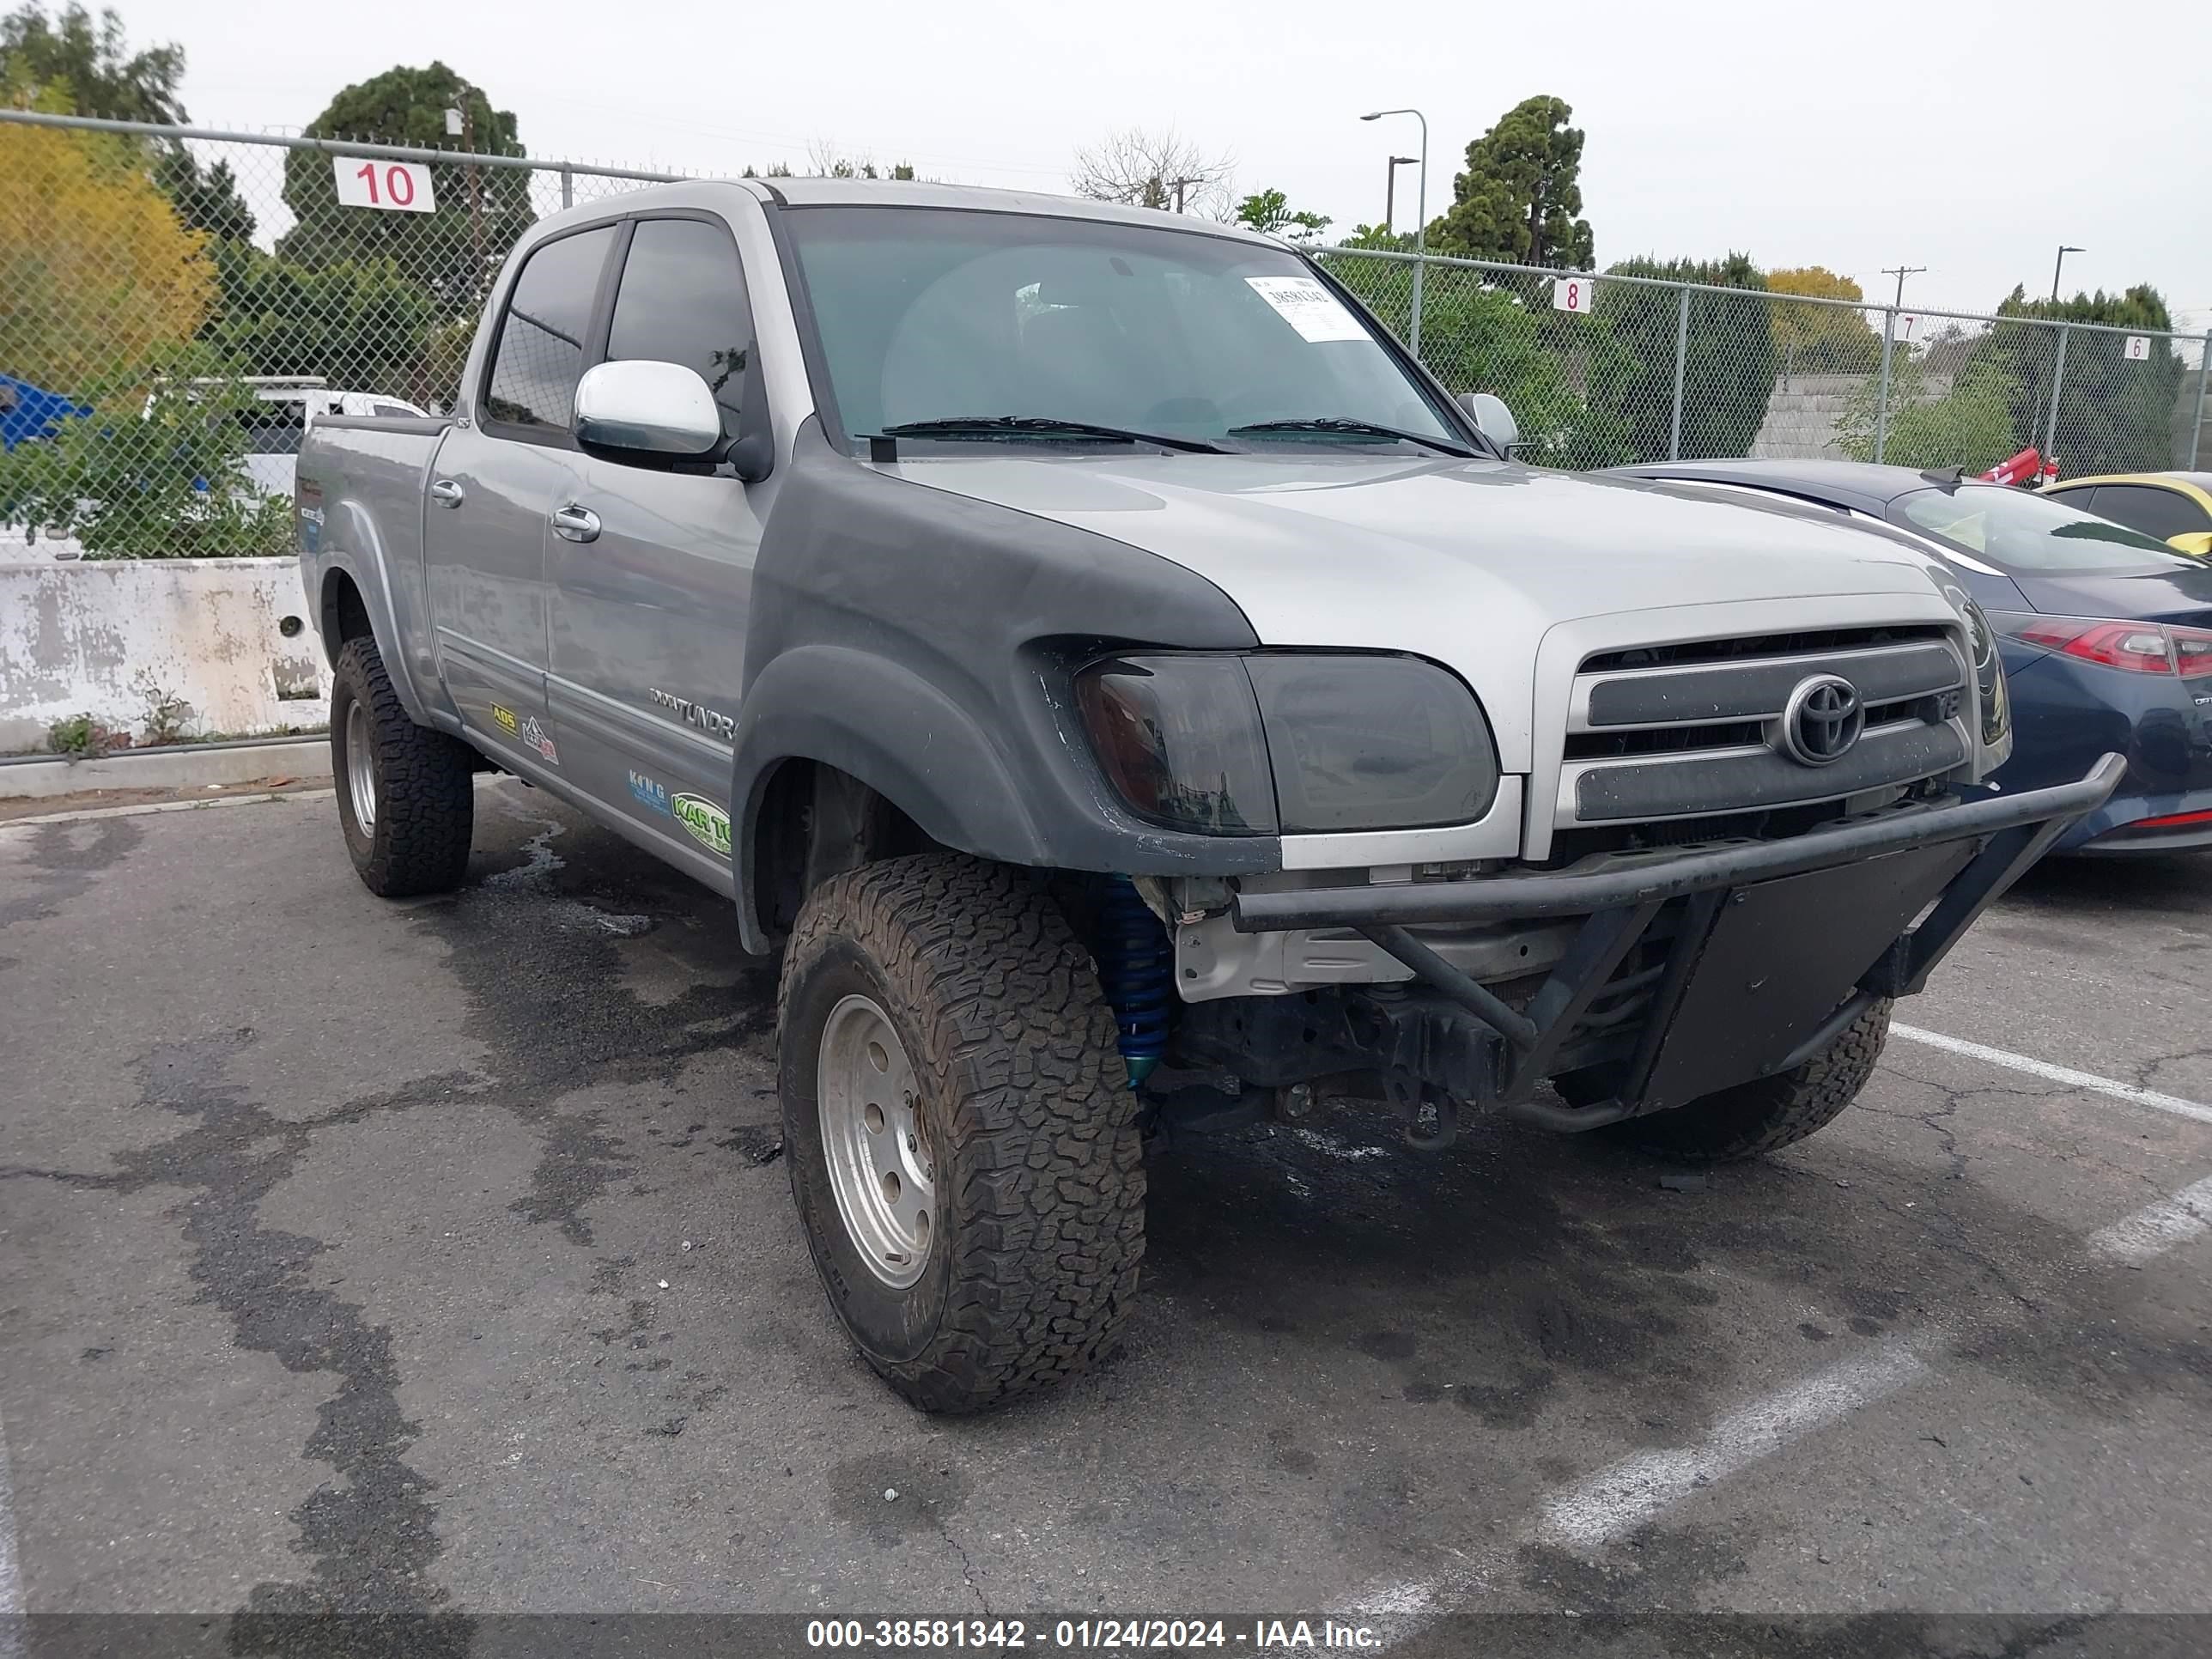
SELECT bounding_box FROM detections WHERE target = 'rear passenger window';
[606,217,754,441]
[483,226,617,431]
[2087,483,2209,542]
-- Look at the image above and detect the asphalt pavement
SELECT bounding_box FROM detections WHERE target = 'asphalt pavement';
[2,780,2209,1656]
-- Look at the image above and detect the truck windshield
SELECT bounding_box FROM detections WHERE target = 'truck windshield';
[1894,485,2193,576]
[781,206,1462,453]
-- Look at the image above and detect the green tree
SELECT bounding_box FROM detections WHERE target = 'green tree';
[0,343,293,557]
[1234,187,1331,244]
[1321,252,1624,465]
[1431,95,1594,270]
[204,240,438,402]
[1595,253,1776,461]
[0,2,181,121]
[2,3,255,239]
[1978,283,2183,475]
[1838,355,2021,473]
[277,62,532,308]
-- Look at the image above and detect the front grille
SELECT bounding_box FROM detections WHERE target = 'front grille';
[1579,623,1950,672]
[1558,627,1971,830]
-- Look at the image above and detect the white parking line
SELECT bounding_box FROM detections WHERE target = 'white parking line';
[1890,1023,2212,1127]
[1538,1340,1929,1550]
[2089,1175,2212,1266]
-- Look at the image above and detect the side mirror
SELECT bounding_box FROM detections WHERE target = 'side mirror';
[2166,531,2212,559]
[574,360,720,457]
[1457,390,1520,453]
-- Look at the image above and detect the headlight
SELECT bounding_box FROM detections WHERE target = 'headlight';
[1074,652,1500,836]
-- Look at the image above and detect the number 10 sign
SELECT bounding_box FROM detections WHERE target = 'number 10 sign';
[333,157,437,214]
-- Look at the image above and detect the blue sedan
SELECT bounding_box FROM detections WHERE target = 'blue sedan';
[1613,459,2212,854]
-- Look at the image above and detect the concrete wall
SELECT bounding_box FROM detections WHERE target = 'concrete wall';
[0,557,329,753]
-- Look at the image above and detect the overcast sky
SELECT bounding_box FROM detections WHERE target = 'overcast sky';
[140,0,2210,332]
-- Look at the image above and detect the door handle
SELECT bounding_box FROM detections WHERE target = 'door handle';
[428,477,465,507]
[550,503,601,544]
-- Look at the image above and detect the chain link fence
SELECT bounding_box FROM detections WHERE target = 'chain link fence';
[0,110,678,557]
[1319,246,2211,482]
[3,108,2208,560]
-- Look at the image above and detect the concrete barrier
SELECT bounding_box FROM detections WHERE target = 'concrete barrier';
[0,556,330,753]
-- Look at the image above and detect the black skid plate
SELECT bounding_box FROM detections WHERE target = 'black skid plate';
[1635,841,1974,1114]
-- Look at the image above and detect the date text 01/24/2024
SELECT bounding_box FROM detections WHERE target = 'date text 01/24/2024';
[804,1619,1381,1650]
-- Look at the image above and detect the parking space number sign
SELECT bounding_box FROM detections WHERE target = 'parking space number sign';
[1552,277,1595,314]
[2124,336,2150,362]
[334,158,436,214]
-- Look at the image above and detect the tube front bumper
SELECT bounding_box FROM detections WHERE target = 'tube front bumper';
[1225,755,2124,1129]
[1233,755,2125,933]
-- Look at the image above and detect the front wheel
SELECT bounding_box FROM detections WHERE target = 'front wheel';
[1601,999,1893,1164]
[777,854,1146,1413]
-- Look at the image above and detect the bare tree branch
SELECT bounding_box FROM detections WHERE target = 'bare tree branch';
[1069,127,1235,216]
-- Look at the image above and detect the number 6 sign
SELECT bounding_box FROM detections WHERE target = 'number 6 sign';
[333,157,437,214]
[1552,276,1594,315]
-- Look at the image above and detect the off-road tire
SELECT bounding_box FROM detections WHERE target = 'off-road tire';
[1601,999,1893,1164]
[331,635,475,897]
[778,854,1146,1413]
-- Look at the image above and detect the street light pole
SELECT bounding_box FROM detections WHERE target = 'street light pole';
[2051,245,2083,302]
[1361,108,1428,359]
[1383,155,1415,234]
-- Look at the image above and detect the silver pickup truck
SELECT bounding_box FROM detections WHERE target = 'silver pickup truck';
[297,178,2118,1413]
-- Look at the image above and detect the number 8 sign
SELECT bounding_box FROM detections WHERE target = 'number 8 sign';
[333,157,437,215]
[1552,276,1594,315]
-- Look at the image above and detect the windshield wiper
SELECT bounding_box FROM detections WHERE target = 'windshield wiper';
[872,416,1226,454]
[1227,417,1472,457]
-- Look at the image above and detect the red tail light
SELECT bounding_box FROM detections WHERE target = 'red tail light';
[2172,624,2212,679]
[2003,617,2212,678]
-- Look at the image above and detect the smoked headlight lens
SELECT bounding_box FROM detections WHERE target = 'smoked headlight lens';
[1073,652,1498,836]
[1243,653,1498,831]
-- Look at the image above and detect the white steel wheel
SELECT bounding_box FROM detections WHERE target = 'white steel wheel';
[343,696,378,833]
[816,993,935,1289]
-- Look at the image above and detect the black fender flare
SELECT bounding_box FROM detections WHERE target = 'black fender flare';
[730,645,1048,948]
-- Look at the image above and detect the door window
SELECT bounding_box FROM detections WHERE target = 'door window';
[605,217,755,441]
[2086,483,2210,541]
[483,226,618,431]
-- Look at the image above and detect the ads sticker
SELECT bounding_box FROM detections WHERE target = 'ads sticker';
[628,769,673,816]
[520,716,560,765]
[672,793,732,857]
[1243,275,1367,343]
[490,703,520,737]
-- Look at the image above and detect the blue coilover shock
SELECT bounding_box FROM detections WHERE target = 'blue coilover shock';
[1092,875,1173,1087]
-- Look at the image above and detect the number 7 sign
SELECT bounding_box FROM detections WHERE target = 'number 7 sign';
[333,157,437,214]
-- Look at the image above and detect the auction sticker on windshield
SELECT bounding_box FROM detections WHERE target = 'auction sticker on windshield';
[1244,275,1368,343]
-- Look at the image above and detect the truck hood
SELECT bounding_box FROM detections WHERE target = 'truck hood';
[880,452,1960,772]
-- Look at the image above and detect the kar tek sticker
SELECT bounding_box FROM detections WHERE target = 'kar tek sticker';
[672,793,732,857]
[628,770,673,816]
[520,715,560,765]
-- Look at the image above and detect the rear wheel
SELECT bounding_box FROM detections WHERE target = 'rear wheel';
[331,635,476,897]
[1601,999,1893,1164]
[778,854,1146,1413]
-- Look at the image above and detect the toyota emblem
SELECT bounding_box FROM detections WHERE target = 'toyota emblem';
[1779,674,1864,767]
